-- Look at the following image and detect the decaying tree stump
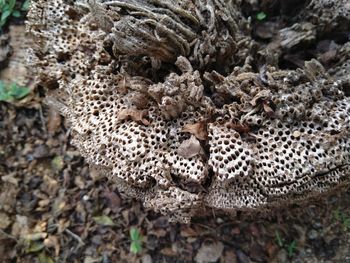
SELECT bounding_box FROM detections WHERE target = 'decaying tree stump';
[27,0,350,223]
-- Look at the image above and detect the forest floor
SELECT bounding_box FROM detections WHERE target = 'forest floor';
[1,1,350,263]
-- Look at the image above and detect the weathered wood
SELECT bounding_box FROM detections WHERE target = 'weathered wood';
[27,0,350,223]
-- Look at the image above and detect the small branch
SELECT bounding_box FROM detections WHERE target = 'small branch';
[0,229,17,241]
[64,229,85,246]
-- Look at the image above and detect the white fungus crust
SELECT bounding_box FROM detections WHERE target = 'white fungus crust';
[27,0,350,222]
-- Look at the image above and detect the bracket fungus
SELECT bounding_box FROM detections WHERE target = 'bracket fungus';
[27,0,350,223]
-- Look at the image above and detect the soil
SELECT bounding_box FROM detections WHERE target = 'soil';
[0,1,350,262]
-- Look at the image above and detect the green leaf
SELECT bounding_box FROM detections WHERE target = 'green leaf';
[8,0,16,10]
[93,215,115,226]
[25,241,45,253]
[21,0,30,11]
[256,12,267,21]
[130,227,141,241]
[275,230,284,247]
[4,82,30,100]
[342,217,350,231]
[38,251,54,263]
[12,10,20,17]
[0,81,12,101]
[333,208,341,222]
[130,241,142,254]
[1,8,12,22]
[287,240,297,257]
[51,156,64,172]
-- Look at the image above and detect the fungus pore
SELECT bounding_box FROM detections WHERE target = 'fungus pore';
[27,0,350,223]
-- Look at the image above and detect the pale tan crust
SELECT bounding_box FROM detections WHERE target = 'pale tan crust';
[27,0,350,223]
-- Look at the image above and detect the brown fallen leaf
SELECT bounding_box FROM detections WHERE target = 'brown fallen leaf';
[182,121,208,140]
[92,215,115,226]
[226,122,251,134]
[249,243,266,262]
[265,240,279,260]
[148,228,167,238]
[0,213,11,229]
[103,188,121,211]
[177,136,203,159]
[1,173,19,186]
[160,247,177,257]
[249,223,260,237]
[195,239,224,263]
[223,250,238,263]
[47,108,62,134]
[116,109,150,125]
[44,235,60,256]
[263,101,275,118]
[11,215,29,238]
[250,90,272,106]
[180,226,198,237]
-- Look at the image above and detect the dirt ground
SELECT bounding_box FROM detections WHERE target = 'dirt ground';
[1,102,350,262]
[1,1,350,262]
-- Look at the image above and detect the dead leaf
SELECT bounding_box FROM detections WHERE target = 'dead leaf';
[38,251,55,263]
[263,101,275,117]
[250,90,272,106]
[25,241,45,253]
[160,247,177,257]
[265,240,278,259]
[42,175,59,196]
[249,243,266,262]
[93,215,115,226]
[116,109,150,125]
[182,121,208,140]
[44,235,60,256]
[32,144,50,159]
[47,108,62,134]
[117,76,129,94]
[103,188,121,211]
[180,226,198,237]
[23,232,47,241]
[148,228,167,238]
[231,227,240,235]
[74,176,85,189]
[177,136,203,159]
[226,123,251,134]
[0,213,11,229]
[51,156,64,173]
[142,254,153,263]
[11,215,29,237]
[255,22,279,39]
[1,173,19,186]
[223,250,237,263]
[249,223,260,237]
[195,239,224,263]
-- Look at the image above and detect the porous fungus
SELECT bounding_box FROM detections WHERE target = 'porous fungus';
[27,0,350,223]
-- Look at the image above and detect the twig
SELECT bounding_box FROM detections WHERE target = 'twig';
[39,105,47,134]
[64,229,85,246]
[0,229,17,241]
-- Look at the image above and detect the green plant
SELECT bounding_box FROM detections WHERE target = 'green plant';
[0,0,30,29]
[0,81,30,101]
[129,227,142,254]
[256,12,267,21]
[287,240,297,257]
[333,208,350,231]
[274,230,298,257]
[275,230,284,247]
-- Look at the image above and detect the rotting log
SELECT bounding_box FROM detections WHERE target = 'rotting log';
[27,0,350,223]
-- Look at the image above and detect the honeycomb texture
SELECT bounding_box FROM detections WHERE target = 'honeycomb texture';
[28,0,350,223]
[298,0,350,33]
